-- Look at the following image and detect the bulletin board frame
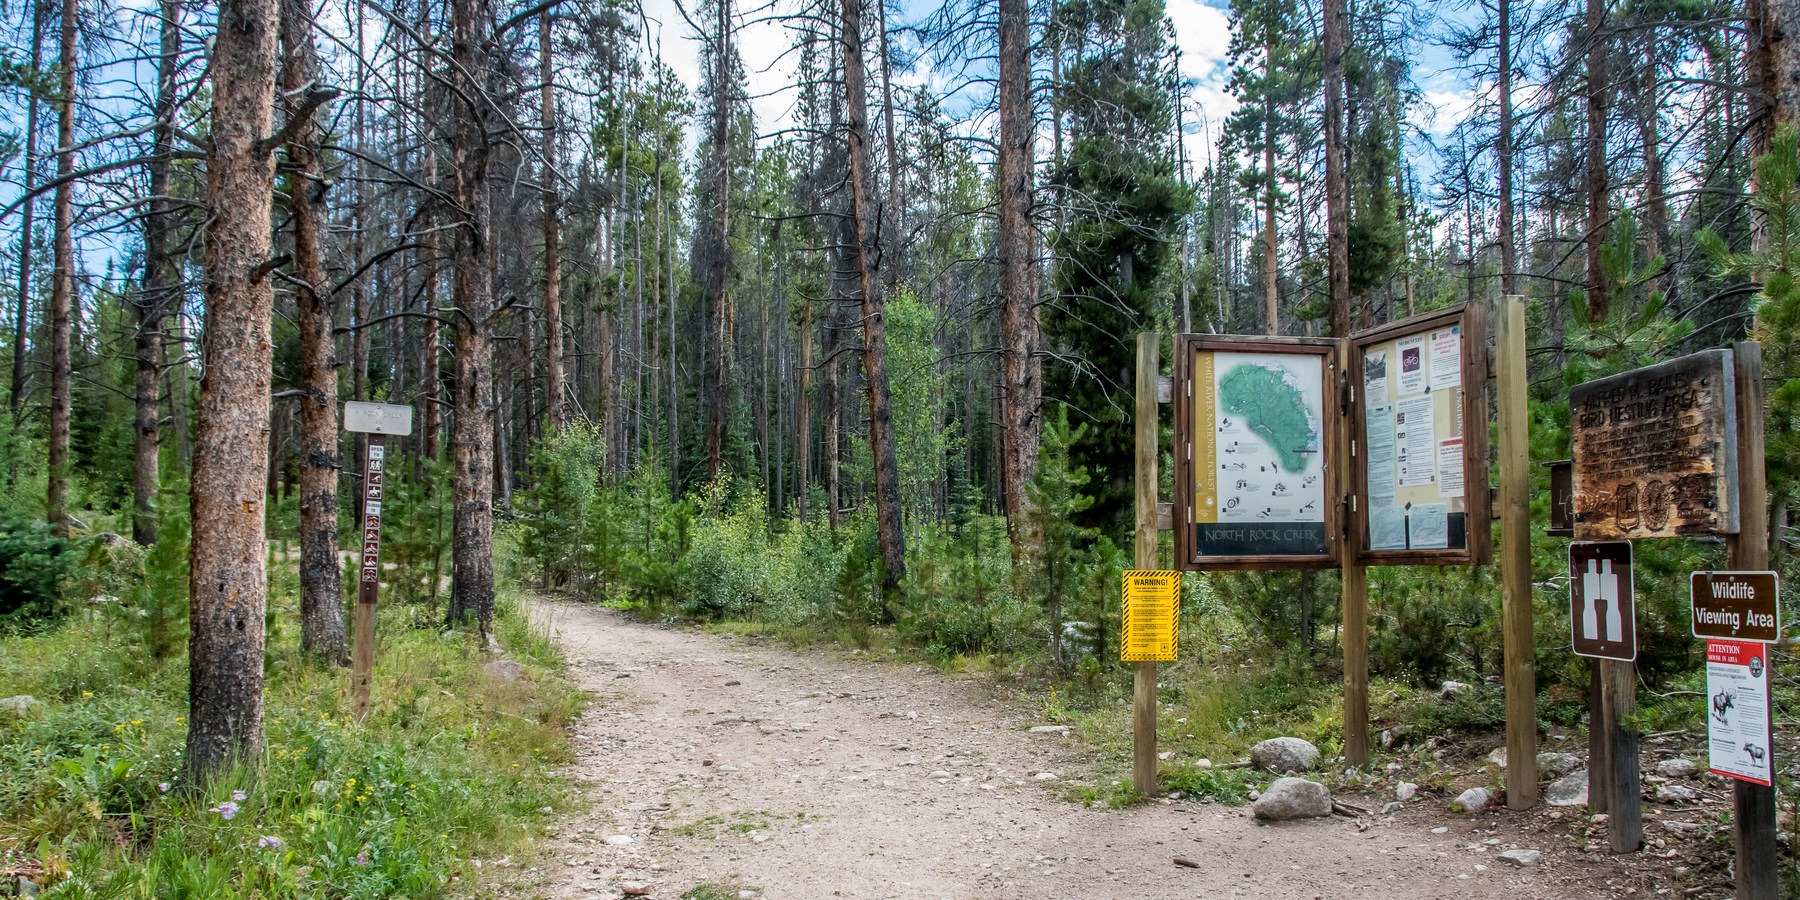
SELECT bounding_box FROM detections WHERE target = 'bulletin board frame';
[1347,304,1492,567]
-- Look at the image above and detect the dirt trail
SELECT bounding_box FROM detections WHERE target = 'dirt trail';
[512,600,1607,899]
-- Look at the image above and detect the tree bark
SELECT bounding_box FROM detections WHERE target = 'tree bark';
[1497,0,1515,296]
[842,0,906,591]
[796,289,812,519]
[419,0,441,463]
[1323,0,1350,338]
[12,0,43,427]
[1584,0,1610,320]
[1262,27,1280,335]
[444,0,496,639]
[187,0,279,782]
[996,0,1040,542]
[280,0,348,665]
[540,10,566,432]
[701,0,733,483]
[134,0,180,547]
[48,0,75,536]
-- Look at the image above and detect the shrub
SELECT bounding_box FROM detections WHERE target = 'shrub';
[0,510,74,630]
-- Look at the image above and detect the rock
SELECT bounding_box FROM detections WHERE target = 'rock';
[1488,747,1509,767]
[1033,771,1058,781]
[1252,777,1333,821]
[1546,770,1590,807]
[1028,725,1070,735]
[1250,737,1321,773]
[0,695,39,719]
[1657,758,1699,778]
[1497,849,1543,867]
[1382,801,1404,815]
[1173,856,1200,868]
[604,834,633,846]
[1395,782,1417,802]
[1439,680,1472,698]
[1537,752,1583,778]
[483,660,524,683]
[1655,783,1699,803]
[1379,725,1411,747]
[620,882,651,896]
[1663,820,1700,836]
[1450,787,1492,813]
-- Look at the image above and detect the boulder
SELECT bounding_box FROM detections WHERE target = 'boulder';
[483,660,524,683]
[1546,770,1589,807]
[1537,752,1583,778]
[1450,786,1492,813]
[1252,777,1333,821]
[1250,737,1321,773]
[1656,758,1699,779]
[1487,747,1508,767]
[1439,680,1472,698]
[0,695,38,719]
[1395,781,1418,802]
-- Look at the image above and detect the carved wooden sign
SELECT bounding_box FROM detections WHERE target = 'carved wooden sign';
[1570,349,1739,540]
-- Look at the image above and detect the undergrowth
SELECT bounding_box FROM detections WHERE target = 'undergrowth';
[0,592,581,898]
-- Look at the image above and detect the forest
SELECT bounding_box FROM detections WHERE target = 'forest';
[1,0,1799,892]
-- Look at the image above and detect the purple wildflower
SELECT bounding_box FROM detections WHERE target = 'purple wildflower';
[214,801,239,820]
[258,835,283,849]
[232,790,247,802]
[354,850,370,867]
[157,782,171,793]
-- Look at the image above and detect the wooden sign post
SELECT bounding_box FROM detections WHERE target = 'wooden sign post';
[1133,334,1160,795]
[1570,347,1746,855]
[1725,342,1775,900]
[344,401,413,719]
[1495,295,1536,808]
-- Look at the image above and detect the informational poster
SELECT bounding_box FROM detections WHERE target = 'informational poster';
[1121,570,1180,662]
[1357,316,1471,554]
[1189,348,1329,559]
[1706,638,1773,786]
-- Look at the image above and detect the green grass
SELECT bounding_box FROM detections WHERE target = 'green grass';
[0,592,582,898]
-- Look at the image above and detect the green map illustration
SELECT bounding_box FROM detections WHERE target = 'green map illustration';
[1219,364,1317,473]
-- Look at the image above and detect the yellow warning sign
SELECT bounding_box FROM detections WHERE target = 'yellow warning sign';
[1122,570,1180,662]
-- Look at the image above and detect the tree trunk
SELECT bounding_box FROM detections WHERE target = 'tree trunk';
[797,289,812,519]
[187,0,280,782]
[540,11,566,433]
[280,0,349,665]
[701,0,733,483]
[996,0,1040,543]
[842,0,906,592]
[1497,0,1515,296]
[418,0,441,463]
[135,0,180,547]
[1323,0,1349,338]
[1263,28,1280,335]
[445,0,496,639]
[1772,0,1800,129]
[12,0,43,427]
[48,0,75,536]
[1584,0,1610,321]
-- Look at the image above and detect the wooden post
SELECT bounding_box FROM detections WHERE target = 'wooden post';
[1496,294,1537,808]
[1601,657,1641,852]
[1340,340,1369,768]
[1727,342,1775,900]
[1588,662,1610,814]
[1133,333,1159,795]
[352,433,387,718]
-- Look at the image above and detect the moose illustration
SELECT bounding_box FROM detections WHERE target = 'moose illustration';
[1713,690,1735,724]
[1743,743,1767,765]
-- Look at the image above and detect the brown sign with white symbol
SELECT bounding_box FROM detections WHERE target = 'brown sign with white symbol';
[1569,541,1636,661]
[1691,571,1780,642]
[1570,349,1739,540]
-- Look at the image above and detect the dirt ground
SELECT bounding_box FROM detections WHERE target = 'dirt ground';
[485,600,1714,899]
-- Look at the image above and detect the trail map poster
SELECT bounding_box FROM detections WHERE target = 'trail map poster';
[1177,337,1338,569]
[1348,305,1490,565]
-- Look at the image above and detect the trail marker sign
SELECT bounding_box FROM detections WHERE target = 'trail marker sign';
[1707,639,1774,786]
[1121,570,1179,662]
[1692,572,1781,643]
[344,400,414,435]
[1569,541,1636,661]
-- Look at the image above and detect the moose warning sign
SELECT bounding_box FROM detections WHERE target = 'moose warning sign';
[1121,570,1179,662]
[1706,638,1773,786]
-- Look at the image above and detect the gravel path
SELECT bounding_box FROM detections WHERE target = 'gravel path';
[519,600,1609,900]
